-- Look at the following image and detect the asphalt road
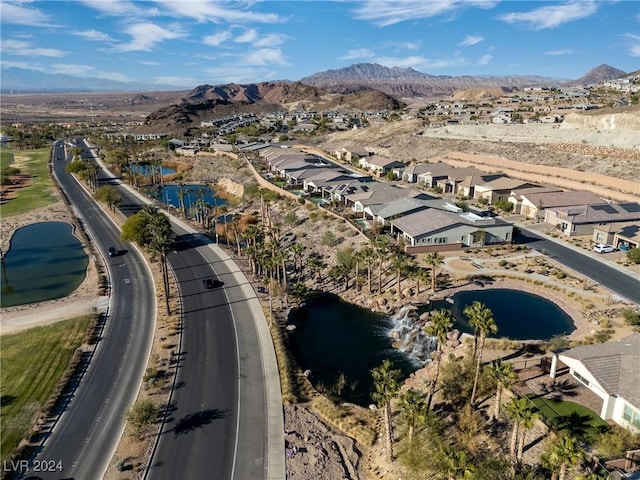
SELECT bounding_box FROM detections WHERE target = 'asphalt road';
[145,230,267,480]
[22,141,156,480]
[71,140,271,479]
[516,227,640,305]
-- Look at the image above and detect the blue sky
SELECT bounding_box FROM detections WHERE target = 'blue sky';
[1,0,639,89]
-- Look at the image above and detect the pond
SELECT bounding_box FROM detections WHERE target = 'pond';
[426,288,576,340]
[130,163,177,176]
[287,293,419,406]
[1,222,88,307]
[286,288,576,405]
[141,184,226,212]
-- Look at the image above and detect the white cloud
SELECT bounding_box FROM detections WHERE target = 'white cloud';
[499,1,598,30]
[140,60,160,66]
[459,35,483,47]
[150,0,282,24]
[478,54,492,65]
[74,29,114,42]
[244,48,289,66]
[78,0,155,17]
[352,0,499,27]
[339,49,375,60]
[0,1,54,26]
[203,30,232,46]
[1,60,33,69]
[625,34,640,58]
[115,23,184,52]
[2,39,67,57]
[545,49,573,56]
[253,33,288,48]
[235,28,258,43]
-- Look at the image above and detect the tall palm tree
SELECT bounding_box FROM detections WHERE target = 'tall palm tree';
[371,359,402,463]
[424,252,444,292]
[142,207,174,314]
[390,251,411,300]
[486,359,518,421]
[374,236,389,294]
[464,301,498,405]
[399,389,428,444]
[360,246,375,293]
[544,434,585,480]
[424,309,454,409]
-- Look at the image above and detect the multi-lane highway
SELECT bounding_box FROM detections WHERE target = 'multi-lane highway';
[24,141,156,480]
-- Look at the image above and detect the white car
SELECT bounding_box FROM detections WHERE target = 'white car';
[593,244,616,254]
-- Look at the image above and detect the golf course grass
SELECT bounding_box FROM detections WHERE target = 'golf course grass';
[0,316,93,461]
[0,146,57,217]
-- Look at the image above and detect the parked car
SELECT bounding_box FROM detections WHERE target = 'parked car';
[593,244,616,254]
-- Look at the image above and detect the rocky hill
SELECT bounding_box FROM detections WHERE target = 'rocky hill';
[569,64,627,86]
[140,80,403,134]
[300,63,561,100]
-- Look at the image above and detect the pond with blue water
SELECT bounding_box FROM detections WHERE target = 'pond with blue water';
[287,288,575,405]
[141,184,226,211]
[130,163,177,176]
[1,222,89,307]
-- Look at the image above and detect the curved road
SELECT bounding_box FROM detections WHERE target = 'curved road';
[76,139,283,479]
[22,141,156,480]
[516,227,640,305]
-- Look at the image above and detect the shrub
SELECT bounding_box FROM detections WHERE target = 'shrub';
[498,259,508,267]
[621,308,640,327]
[626,248,640,264]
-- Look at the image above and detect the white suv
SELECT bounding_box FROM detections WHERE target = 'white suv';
[593,244,616,254]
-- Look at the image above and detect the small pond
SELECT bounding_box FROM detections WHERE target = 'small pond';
[1,222,88,307]
[141,184,226,212]
[287,293,419,406]
[130,163,177,176]
[426,288,576,340]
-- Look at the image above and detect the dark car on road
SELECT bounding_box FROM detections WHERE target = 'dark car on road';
[203,278,223,289]
[108,246,117,257]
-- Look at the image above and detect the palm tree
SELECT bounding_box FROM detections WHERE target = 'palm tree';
[142,206,174,314]
[399,389,428,444]
[505,397,539,468]
[371,359,402,462]
[411,267,429,295]
[424,309,454,409]
[374,236,389,294]
[424,252,444,292]
[390,251,411,300]
[433,445,475,480]
[360,246,375,293]
[486,359,518,421]
[463,301,498,405]
[290,242,305,276]
[544,434,585,480]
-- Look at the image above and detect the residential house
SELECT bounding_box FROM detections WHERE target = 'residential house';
[334,146,371,163]
[416,163,470,189]
[402,163,448,183]
[369,197,459,227]
[592,223,640,251]
[456,173,508,199]
[434,167,486,194]
[325,180,391,204]
[546,202,640,237]
[515,190,605,220]
[347,185,427,215]
[358,155,406,177]
[508,186,563,215]
[550,334,640,431]
[473,177,538,204]
[390,208,514,251]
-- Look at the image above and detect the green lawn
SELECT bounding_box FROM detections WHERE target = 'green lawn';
[0,316,92,460]
[0,146,57,217]
[528,395,609,440]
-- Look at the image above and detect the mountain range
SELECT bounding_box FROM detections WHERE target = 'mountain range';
[0,63,628,95]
